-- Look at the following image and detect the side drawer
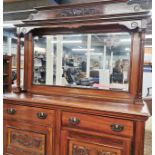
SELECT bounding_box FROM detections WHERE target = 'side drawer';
[62,112,133,137]
[4,104,55,126]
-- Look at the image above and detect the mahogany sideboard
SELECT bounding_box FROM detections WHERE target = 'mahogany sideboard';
[4,93,149,155]
[3,0,151,155]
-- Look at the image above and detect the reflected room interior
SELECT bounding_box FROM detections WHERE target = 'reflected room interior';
[33,32,131,91]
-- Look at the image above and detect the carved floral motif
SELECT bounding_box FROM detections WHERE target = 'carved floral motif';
[13,147,43,155]
[73,145,89,155]
[60,6,102,17]
[10,131,44,150]
[72,144,118,155]
[97,150,116,155]
[128,0,152,9]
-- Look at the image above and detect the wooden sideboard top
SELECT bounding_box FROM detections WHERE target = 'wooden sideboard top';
[3,93,150,121]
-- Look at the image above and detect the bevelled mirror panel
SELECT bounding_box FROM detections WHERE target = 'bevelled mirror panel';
[33,32,131,91]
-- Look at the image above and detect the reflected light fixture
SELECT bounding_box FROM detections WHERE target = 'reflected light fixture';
[65,34,82,37]
[85,52,102,55]
[145,34,152,39]
[125,48,130,51]
[120,39,131,42]
[51,40,82,43]
[72,48,95,51]
[3,23,15,28]
[144,45,152,48]
[34,47,46,53]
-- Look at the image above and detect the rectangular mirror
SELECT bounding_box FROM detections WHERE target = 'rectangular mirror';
[33,32,131,91]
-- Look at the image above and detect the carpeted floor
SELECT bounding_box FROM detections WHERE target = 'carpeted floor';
[144,117,152,155]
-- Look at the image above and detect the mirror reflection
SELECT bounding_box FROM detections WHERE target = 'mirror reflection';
[33,32,131,91]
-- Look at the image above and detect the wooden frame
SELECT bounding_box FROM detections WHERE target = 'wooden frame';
[4,2,151,155]
[24,30,139,103]
[15,0,150,103]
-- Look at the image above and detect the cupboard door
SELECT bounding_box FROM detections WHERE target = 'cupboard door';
[4,120,54,155]
[61,130,132,155]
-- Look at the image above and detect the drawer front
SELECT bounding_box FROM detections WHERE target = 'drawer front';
[62,112,133,137]
[4,104,55,126]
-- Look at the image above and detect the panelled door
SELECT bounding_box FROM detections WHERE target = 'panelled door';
[4,120,54,155]
[60,130,132,155]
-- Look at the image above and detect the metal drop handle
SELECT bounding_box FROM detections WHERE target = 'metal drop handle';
[37,112,48,119]
[69,117,80,125]
[7,108,16,115]
[111,123,124,132]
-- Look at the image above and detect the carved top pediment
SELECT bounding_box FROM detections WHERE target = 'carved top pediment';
[27,2,105,22]
[20,0,149,22]
[15,0,151,33]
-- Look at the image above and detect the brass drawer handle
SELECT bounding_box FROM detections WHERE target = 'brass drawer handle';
[111,123,124,132]
[69,117,80,125]
[7,108,16,115]
[37,112,48,119]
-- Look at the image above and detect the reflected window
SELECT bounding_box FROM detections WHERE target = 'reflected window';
[33,32,131,91]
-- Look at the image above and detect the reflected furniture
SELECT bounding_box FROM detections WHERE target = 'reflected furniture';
[32,32,132,91]
[4,1,151,155]
[3,55,12,92]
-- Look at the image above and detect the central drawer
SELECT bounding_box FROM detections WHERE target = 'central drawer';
[62,112,133,137]
[4,104,55,126]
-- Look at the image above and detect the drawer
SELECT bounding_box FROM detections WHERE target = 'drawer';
[4,104,55,126]
[62,112,133,137]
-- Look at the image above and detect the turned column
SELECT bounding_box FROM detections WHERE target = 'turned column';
[137,31,145,100]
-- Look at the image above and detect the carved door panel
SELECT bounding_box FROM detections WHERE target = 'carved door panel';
[61,130,132,155]
[69,141,121,155]
[4,120,54,155]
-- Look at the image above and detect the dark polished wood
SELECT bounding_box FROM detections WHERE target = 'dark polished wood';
[4,92,149,155]
[14,0,151,103]
[24,30,144,103]
[62,111,134,137]
[137,31,145,101]
[3,55,12,92]
[61,128,132,155]
[133,121,145,155]
[4,103,55,126]
[4,1,151,155]
[3,93,149,120]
